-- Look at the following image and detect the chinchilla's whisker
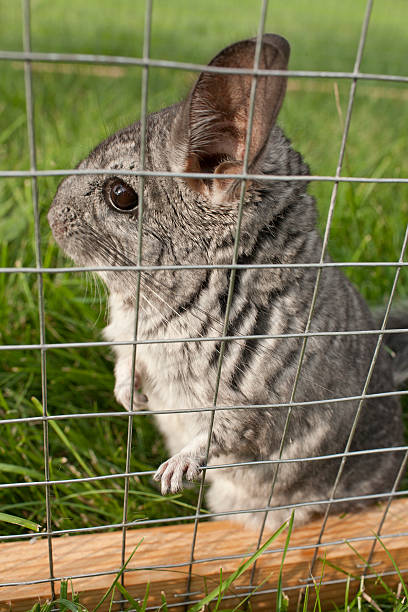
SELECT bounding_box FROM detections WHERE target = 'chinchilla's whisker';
[140,291,170,327]
[144,278,218,337]
[142,278,249,381]
[142,270,283,359]
[137,299,150,320]
[84,235,340,397]
[98,245,334,395]
[93,274,107,327]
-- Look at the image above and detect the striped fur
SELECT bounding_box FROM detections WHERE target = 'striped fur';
[48,35,405,530]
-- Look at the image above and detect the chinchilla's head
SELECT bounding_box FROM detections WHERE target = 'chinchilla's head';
[49,34,303,303]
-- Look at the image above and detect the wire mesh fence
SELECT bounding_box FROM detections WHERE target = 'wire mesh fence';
[0,0,407,608]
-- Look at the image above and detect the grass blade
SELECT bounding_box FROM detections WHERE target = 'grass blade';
[141,580,150,611]
[312,553,326,612]
[108,585,116,612]
[0,462,42,479]
[188,518,288,612]
[51,599,86,612]
[345,541,394,598]
[214,568,223,612]
[276,511,294,611]
[302,585,310,612]
[231,569,275,612]
[60,581,68,599]
[92,540,143,612]
[159,592,169,612]
[0,511,41,531]
[31,396,95,480]
[115,581,151,611]
[344,575,350,612]
[374,534,408,601]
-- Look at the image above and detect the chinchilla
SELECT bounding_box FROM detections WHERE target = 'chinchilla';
[48,34,407,529]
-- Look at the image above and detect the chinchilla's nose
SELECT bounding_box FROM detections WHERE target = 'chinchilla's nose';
[48,191,78,243]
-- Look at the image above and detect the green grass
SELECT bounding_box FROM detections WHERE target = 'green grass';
[0,0,407,591]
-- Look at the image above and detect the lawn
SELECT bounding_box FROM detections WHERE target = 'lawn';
[0,0,407,602]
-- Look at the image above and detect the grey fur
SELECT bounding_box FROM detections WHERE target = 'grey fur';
[375,309,408,388]
[48,34,405,529]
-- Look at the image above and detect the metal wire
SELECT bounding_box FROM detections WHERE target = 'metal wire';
[2,324,408,350]
[120,2,153,598]
[185,1,270,595]
[1,389,408,427]
[1,487,407,543]
[1,0,407,607]
[1,543,407,590]
[1,49,408,84]
[308,222,408,576]
[141,566,408,611]
[21,0,55,599]
[0,446,407,498]
[2,168,408,181]
[110,560,408,612]
[364,447,408,572]
[250,0,375,584]
[2,260,408,280]
[1,326,408,353]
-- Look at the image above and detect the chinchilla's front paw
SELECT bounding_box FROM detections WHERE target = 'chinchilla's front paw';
[154,453,202,495]
[114,378,148,411]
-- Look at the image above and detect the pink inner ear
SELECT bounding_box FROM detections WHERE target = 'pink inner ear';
[183,154,207,196]
[212,160,249,204]
[214,160,243,176]
[176,34,290,197]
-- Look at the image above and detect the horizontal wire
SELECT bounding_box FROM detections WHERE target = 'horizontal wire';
[2,390,407,424]
[2,261,408,276]
[1,49,408,84]
[0,445,406,490]
[1,528,407,588]
[1,168,408,183]
[1,326,407,352]
[142,567,408,610]
[0,489,406,542]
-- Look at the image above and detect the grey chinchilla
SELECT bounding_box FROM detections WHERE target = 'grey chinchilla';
[48,34,407,529]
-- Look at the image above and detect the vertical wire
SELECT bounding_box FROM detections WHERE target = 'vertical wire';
[308,222,408,576]
[185,0,270,599]
[22,0,55,599]
[120,0,153,590]
[364,448,408,572]
[249,0,374,587]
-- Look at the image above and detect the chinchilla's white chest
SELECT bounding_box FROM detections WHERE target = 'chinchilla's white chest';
[103,293,201,454]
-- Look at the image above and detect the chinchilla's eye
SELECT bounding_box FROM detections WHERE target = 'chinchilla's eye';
[104,179,138,212]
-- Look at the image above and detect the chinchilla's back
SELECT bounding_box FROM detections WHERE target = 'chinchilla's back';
[49,34,405,530]
[376,309,408,387]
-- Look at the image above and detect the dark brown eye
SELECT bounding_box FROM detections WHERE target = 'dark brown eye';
[106,179,138,212]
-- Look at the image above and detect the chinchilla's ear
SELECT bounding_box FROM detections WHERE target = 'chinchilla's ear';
[171,33,290,203]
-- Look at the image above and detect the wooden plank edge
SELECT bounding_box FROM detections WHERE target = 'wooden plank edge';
[0,497,407,611]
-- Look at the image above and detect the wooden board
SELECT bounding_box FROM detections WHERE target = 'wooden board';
[1,498,407,611]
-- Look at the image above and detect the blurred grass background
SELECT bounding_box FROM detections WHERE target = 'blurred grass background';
[0,0,407,536]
